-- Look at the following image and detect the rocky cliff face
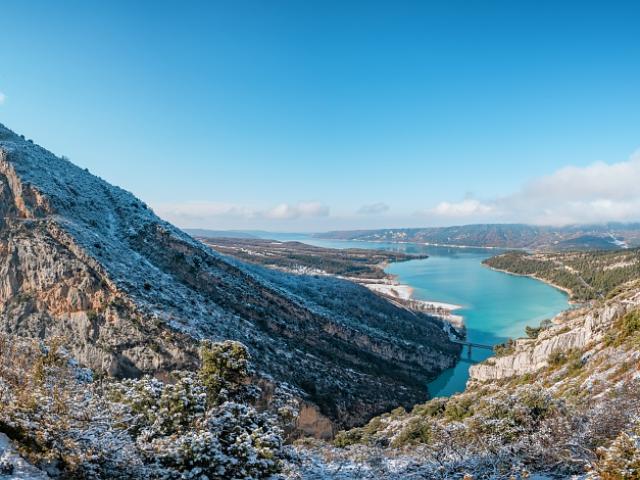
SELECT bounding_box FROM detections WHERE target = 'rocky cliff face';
[469,286,640,383]
[0,124,460,430]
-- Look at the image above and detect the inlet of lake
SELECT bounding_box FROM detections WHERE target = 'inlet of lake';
[268,234,570,397]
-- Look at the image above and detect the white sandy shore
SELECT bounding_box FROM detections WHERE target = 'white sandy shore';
[364,283,414,300]
[484,264,577,303]
[419,300,462,311]
[277,263,466,331]
[363,283,462,310]
[362,281,464,333]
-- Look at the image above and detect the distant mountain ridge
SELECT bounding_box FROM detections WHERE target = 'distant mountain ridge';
[317,223,640,250]
[0,123,459,433]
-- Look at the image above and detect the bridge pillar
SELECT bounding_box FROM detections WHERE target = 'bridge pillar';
[467,344,472,358]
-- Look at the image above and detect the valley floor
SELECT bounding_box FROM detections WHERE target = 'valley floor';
[201,236,466,331]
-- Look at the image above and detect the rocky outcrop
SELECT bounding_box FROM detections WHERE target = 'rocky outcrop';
[0,433,48,480]
[469,289,640,382]
[0,124,460,430]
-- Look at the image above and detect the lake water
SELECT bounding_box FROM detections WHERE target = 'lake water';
[265,234,570,397]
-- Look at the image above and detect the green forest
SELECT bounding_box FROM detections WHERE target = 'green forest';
[484,249,640,302]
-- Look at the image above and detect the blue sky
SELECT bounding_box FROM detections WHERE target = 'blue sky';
[1,1,639,231]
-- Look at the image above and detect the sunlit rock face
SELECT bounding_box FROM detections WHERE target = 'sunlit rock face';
[469,290,640,383]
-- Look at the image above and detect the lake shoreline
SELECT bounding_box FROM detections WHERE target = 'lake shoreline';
[347,276,466,331]
[380,247,570,397]
[270,234,570,397]
[311,236,525,251]
[482,264,576,304]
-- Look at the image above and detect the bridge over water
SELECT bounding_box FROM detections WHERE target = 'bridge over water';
[451,339,494,358]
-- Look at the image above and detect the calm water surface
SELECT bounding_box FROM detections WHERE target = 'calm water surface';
[266,234,569,397]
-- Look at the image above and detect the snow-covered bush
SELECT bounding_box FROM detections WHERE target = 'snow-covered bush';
[198,340,259,406]
[145,402,283,479]
[0,334,285,479]
[109,373,208,437]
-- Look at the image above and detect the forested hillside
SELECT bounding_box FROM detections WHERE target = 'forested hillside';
[317,224,640,250]
[484,249,640,302]
[198,237,427,279]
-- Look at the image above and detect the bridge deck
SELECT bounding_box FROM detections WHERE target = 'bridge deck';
[451,339,494,350]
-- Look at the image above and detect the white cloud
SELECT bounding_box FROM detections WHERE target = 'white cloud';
[428,199,494,218]
[425,150,640,225]
[357,202,390,215]
[154,201,255,221]
[153,151,640,230]
[0,92,6,105]
[501,151,640,225]
[153,200,329,227]
[265,202,329,220]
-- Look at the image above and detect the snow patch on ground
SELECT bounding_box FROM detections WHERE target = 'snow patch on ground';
[0,434,48,479]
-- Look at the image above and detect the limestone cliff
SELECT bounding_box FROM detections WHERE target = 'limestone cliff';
[469,285,640,383]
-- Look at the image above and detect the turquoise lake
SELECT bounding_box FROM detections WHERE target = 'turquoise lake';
[266,234,570,397]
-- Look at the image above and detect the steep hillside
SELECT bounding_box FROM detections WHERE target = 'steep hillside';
[287,282,640,478]
[0,123,459,432]
[317,224,640,250]
[484,249,640,302]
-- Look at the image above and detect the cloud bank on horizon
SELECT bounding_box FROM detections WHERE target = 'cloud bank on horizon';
[429,150,640,226]
[155,201,330,227]
[155,150,640,231]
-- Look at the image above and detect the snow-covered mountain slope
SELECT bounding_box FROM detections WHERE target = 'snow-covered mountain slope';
[0,123,459,431]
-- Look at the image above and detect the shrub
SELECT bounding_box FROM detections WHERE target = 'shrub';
[444,396,474,422]
[605,310,640,348]
[334,416,386,448]
[0,336,285,479]
[468,385,557,443]
[620,310,640,339]
[109,372,208,437]
[494,338,516,357]
[547,349,567,367]
[525,319,553,339]
[517,385,555,421]
[413,397,448,418]
[565,349,584,375]
[145,402,283,479]
[334,428,364,448]
[198,340,255,406]
[595,430,640,480]
[540,319,553,329]
[392,417,432,447]
[525,325,542,339]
